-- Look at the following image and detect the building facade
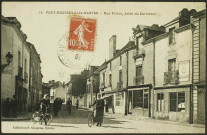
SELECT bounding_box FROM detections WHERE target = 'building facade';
[128,24,165,117]
[99,35,136,114]
[1,16,31,114]
[191,9,206,124]
[27,42,43,112]
[86,66,100,107]
[98,8,206,124]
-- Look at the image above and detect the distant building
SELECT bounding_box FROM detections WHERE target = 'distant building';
[42,83,50,98]
[86,66,100,107]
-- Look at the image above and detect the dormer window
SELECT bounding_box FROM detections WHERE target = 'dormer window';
[169,27,175,45]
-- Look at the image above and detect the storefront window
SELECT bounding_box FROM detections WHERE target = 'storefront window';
[170,93,177,112]
[170,92,185,112]
[133,90,143,109]
[144,93,148,109]
[178,93,185,112]
[157,93,164,111]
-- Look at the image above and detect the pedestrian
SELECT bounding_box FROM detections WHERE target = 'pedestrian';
[91,94,104,126]
[10,95,17,118]
[40,94,50,114]
[105,99,109,112]
[66,98,72,114]
[58,98,63,111]
[53,98,59,117]
[4,98,11,117]
[40,94,50,125]
[76,99,79,109]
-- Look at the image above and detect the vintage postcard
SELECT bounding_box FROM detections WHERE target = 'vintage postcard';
[1,1,206,134]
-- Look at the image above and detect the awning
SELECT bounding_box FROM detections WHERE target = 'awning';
[101,88,127,95]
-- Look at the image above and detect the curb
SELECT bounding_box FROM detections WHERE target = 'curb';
[1,118,31,121]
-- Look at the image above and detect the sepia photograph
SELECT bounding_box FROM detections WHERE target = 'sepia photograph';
[1,1,206,133]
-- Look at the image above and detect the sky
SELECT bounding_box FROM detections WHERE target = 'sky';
[2,2,205,83]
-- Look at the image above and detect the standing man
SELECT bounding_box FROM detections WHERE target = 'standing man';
[66,98,72,114]
[76,99,79,109]
[10,95,17,118]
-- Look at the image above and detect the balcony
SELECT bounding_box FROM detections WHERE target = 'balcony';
[18,66,23,78]
[134,76,144,86]
[133,48,145,59]
[117,81,123,90]
[24,72,28,83]
[164,70,179,85]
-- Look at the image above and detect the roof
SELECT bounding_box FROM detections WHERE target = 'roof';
[99,41,135,72]
[87,66,100,78]
[164,8,197,26]
[27,42,41,62]
[113,41,135,58]
[192,9,206,18]
[132,24,165,34]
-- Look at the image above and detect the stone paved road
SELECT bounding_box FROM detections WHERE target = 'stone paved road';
[1,105,205,133]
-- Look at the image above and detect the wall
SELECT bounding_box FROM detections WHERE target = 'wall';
[128,50,136,86]
[154,87,190,123]
[1,24,16,101]
[55,86,67,104]
[155,28,192,87]
[199,16,206,83]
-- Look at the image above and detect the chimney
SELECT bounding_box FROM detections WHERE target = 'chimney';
[109,35,116,59]
[52,80,55,85]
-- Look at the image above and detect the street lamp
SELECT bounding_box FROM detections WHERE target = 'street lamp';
[1,52,13,72]
[6,52,13,64]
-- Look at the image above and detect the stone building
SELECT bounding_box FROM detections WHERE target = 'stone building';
[86,66,100,107]
[128,24,165,117]
[98,8,206,124]
[99,35,136,114]
[27,42,43,112]
[1,16,30,113]
[191,9,206,124]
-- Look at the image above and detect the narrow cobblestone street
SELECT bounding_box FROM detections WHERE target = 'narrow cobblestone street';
[1,106,205,133]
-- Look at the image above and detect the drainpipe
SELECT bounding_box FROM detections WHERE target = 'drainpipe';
[125,50,129,115]
[190,20,197,124]
[152,39,156,118]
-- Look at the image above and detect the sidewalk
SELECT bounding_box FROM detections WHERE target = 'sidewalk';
[1,111,33,121]
[104,112,205,128]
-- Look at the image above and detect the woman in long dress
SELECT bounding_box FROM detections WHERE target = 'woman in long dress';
[91,94,104,126]
[74,20,92,49]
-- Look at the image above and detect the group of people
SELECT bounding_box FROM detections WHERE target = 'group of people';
[3,93,109,127]
[35,94,63,117]
[3,95,17,118]
[53,97,63,117]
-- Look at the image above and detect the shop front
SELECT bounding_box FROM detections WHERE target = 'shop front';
[127,85,151,117]
[101,89,126,114]
[154,86,190,123]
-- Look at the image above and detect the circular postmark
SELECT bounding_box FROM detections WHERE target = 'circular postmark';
[57,32,95,69]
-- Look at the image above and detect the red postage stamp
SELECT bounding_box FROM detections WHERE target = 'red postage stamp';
[68,17,97,51]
